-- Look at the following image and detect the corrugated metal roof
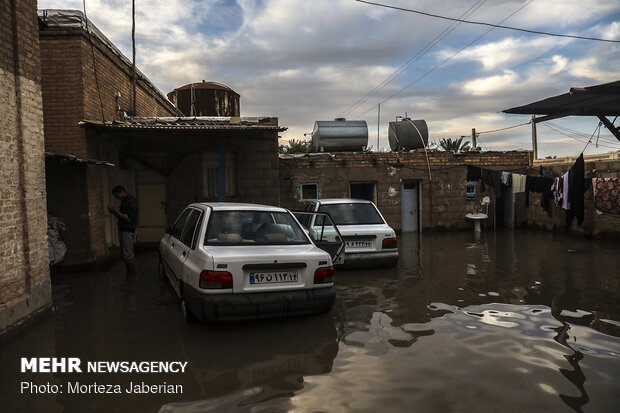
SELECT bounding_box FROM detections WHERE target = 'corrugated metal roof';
[45,151,115,166]
[79,117,287,131]
[503,80,620,116]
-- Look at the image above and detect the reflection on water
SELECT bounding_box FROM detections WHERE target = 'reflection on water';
[0,229,618,412]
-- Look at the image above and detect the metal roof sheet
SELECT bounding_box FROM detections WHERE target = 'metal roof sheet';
[80,117,287,131]
[503,80,620,117]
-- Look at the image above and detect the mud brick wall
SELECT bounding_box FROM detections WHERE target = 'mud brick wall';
[39,13,182,264]
[167,134,281,224]
[0,0,52,334]
[279,151,531,231]
[516,158,620,241]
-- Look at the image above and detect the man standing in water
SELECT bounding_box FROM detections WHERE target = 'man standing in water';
[108,185,138,275]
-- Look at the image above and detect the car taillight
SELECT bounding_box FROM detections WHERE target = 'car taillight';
[382,237,398,249]
[199,270,233,289]
[314,266,335,284]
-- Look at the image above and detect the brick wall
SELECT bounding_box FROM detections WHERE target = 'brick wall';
[0,0,52,334]
[516,157,620,241]
[39,11,182,264]
[167,133,281,223]
[279,151,531,231]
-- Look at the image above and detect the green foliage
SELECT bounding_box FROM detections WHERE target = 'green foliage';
[438,137,471,153]
[279,139,313,154]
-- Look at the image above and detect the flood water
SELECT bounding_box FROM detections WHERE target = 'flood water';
[1,229,619,412]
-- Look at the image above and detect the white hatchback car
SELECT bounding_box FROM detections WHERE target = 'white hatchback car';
[159,203,343,322]
[304,199,398,268]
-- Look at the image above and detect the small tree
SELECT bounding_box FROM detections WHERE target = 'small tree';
[438,137,471,153]
[279,139,313,154]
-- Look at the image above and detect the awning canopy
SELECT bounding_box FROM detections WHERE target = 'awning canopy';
[503,80,620,141]
[45,151,115,167]
[80,116,286,176]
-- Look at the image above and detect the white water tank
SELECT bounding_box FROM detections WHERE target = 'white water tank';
[311,118,368,152]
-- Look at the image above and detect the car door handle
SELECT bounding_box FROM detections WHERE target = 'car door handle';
[171,242,175,247]
[181,251,186,257]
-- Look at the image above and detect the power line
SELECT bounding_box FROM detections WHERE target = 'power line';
[353,0,534,118]
[338,0,488,118]
[542,122,620,150]
[355,0,620,43]
[477,122,531,134]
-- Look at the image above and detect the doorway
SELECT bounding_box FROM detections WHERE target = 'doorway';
[401,180,421,232]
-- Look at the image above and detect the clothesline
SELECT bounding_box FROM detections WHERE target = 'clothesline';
[466,154,586,227]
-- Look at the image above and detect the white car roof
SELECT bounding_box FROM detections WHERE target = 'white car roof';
[316,198,374,205]
[192,202,288,212]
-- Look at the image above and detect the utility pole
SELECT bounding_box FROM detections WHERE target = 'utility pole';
[471,128,477,150]
[377,102,380,151]
[531,115,538,160]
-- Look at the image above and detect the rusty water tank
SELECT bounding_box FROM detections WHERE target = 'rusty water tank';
[311,118,368,152]
[388,118,428,151]
[167,81,240,117]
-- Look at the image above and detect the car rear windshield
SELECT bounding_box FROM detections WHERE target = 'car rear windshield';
[318,203,385,225]
[204,210,310,245]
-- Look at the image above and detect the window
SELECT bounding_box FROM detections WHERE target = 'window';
[318,203,384,225]
[204,210,310,245]
[180,209,202,247]
[300,183,319,200]
[171,209,192,239]
[203,153,237,198]
[350,182,376,202]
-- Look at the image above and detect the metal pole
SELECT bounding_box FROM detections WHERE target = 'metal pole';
[377,102,380,151]
[472,128,476,150]
[132,0,136,115]
[531,115,538,160]
[218,141,227,202]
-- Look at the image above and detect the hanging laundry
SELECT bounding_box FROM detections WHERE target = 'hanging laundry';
[467,165,481,182]
[501,171,512,186]
[512,174,526,193]
[524,176,554,210]
[562,172,570,210]
[551,177,563,208]
[593,177,620,215]
[566,153,585,227]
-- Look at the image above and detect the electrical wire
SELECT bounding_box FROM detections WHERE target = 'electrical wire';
[353,0,534,118]
[83,0,105,121]
[542,122,620,151]
[546,121,620,145]
[477,122,531,134]
[338,0,488,119]
[355,0,620,43]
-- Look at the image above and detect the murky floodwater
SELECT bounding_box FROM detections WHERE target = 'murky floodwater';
[1,229,619,412]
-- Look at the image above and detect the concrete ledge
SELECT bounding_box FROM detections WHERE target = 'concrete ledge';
[0,278,53,336]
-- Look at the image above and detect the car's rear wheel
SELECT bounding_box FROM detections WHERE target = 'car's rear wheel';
[180,289,196,322]
[158,257,166,280]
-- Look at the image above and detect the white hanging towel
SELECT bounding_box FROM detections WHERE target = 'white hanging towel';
[562,171,570,210]
[512,174,526,193]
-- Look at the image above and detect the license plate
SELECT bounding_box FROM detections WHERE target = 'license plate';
[249,271,298,284]
[346,241,372,248]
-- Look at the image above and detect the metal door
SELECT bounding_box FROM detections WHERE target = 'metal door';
[135,169,167,242]
[402,181,420,232]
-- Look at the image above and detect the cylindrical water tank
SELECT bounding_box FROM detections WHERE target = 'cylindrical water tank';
[388,119,428,151]
[311,119,368,152]
[167,81,240,117]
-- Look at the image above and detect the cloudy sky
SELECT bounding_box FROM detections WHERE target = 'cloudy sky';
[39,0,620,157]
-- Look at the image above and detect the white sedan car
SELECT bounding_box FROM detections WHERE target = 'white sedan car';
[304,199,398,268]
[159,203,343,322]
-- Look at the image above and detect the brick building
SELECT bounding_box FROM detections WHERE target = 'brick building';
[1,0,52,334]
[39,10,284,264]
[279,151,532,231]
